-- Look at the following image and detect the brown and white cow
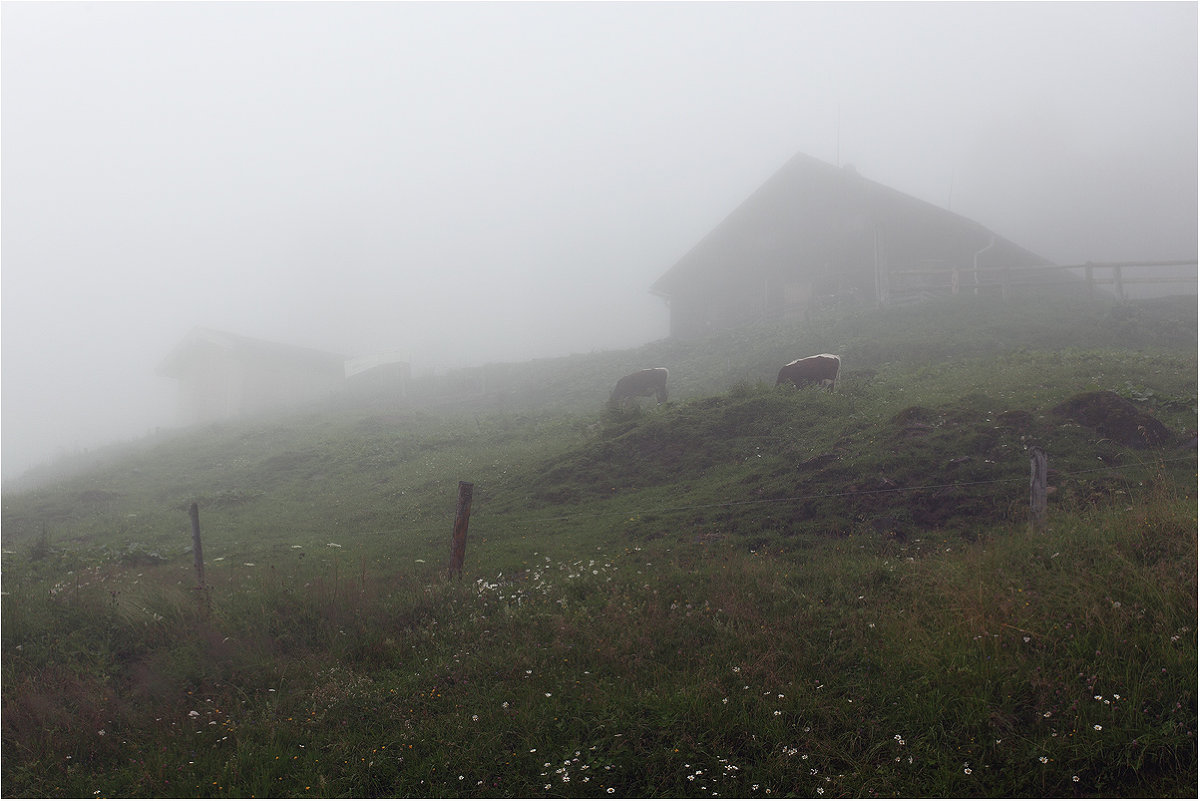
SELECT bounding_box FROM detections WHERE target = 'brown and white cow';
[610,367,669,406]
[776,354,841,390]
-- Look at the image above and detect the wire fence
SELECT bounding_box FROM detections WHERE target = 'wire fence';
[306,452,1195,540]
[494,453,1196,526]
[174,449,1194,601]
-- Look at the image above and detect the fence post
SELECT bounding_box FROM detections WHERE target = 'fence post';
[873,226,886,308]
[1113,265,1126,301]
[448,481,474,579]
[1029,448,1048,531]
[189,502,210,610]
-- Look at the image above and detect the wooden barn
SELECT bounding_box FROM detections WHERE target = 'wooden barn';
[344,351,411,401]
[651,152,1051,338]
[157,328,347,424]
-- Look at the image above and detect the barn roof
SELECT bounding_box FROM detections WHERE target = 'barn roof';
[157,327,346,378]
[344,351,409,379]
[651,152,1049,297]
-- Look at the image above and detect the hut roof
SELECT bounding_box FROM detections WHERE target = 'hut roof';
[652,152,1048,297]
[157,328,346,378]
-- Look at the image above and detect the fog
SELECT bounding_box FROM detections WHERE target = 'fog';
[2,2,1196,482]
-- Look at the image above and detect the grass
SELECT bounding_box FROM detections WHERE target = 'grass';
[4,496,1194,797]
[2,294,1196,797]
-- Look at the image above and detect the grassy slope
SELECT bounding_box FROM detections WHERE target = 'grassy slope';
[2,294,1196,798]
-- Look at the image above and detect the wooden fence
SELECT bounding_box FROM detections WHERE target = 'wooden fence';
[887,259,1197,303]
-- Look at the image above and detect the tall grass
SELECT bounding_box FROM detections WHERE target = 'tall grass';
[3,486,1194,797]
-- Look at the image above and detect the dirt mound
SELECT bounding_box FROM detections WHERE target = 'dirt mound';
[1052,391,1174,448]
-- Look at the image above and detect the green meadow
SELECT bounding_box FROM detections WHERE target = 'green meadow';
[2,295,1196,798]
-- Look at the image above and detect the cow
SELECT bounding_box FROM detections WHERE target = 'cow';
[610,367,669,407]
[776,354,841,390]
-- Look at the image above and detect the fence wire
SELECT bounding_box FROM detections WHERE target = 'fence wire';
[510,453,1196,525]
[318,452,1194,539]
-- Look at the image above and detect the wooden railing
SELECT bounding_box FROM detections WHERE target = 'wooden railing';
[887,259,1197,302]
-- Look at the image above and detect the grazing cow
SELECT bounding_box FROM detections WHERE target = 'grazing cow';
[776,354,841,390]
[610,367,669,406]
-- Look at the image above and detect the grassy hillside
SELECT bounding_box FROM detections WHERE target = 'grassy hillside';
[2,294,1196,797]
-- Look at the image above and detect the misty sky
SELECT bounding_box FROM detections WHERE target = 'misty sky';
[2,1,1196,481]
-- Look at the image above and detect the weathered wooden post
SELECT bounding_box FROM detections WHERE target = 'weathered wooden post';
[1029,447,1048,531]
[189,502,210,610]
[448,481,474,579]
[1113,264,1126,301]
